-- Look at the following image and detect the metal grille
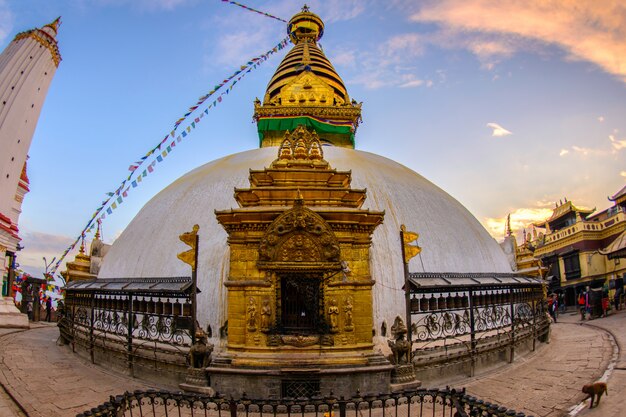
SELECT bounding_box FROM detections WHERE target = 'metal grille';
[280,275,321,331]
[78,387,533,417]
[281,378,320,398]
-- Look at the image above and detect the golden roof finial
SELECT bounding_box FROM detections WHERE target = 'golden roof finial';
[94,219,102,240]
[288,5,324,45]
[45,17,61,33]
[79,233,86,255]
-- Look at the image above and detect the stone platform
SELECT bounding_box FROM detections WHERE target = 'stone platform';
[0,297,28,329]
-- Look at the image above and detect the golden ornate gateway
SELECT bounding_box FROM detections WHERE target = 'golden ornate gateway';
[213,126,388,396]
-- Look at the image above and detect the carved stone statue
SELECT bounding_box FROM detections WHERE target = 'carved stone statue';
[247,297,257,332]
[261,298,272,332]
[387,316,410,365]
[189,330,213,369]
[328,298,339,332]
[343,297,354,331]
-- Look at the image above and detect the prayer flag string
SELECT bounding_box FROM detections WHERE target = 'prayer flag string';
[221,1,287,23]
[49,36,290,276]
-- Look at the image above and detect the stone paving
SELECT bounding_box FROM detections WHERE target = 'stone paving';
[0,310,622,417]
[567,307,626,417]
[459,310,614,416]
[0,324,154,416]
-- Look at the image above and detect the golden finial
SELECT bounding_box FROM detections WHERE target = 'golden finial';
[294,188,304,205]
[45,17,61,33]
[79,233,86,255]
[288,5,324,44]
[94,219,102,240]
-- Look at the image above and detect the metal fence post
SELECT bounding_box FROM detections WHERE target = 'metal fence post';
[90,294,95,364]
[509,287,515,363]
[71,297,76,353]
[229,397,237,417]
[338,396,347,417]
[468,288,476,377]
[531,290,537,352]
[127,293,134,376]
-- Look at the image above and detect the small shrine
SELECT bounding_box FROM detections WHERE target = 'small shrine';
[212,126,389,397]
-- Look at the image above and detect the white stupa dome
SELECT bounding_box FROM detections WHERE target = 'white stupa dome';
[98,145,512,349]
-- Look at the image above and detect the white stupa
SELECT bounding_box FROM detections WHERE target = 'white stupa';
[98,7,511,357]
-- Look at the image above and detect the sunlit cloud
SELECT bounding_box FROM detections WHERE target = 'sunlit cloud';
[329,50,356,67]
[487,122,512,137]
[18,230,75,278]
[341,33,428,89]
[315,0,367,23]
[410,0,626,83]
[483,207,554,240]
[572,145,607,156]
[399,80,424,88]
[609,134,626,151]
[559,149,569,157]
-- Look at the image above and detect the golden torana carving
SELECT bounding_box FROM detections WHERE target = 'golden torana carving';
[258,199,340,267]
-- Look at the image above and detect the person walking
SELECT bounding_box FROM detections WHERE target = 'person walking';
[579,291,587,320]
[26,301,33,321]
[548,294,557,323]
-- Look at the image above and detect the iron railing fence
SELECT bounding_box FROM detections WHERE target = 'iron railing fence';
[407,273,549,372]
[60,277,197,376]
[76,388,534,417]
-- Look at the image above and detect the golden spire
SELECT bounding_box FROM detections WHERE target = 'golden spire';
[254,6,362,149]
[79,233,86,255]
[44,17,61,34]
[94,219,102,240]
[287,5,324,45]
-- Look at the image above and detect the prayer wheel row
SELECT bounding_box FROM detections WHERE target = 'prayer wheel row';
[410,288,543,312]
[94,296,192,316]
[410,293,469,312]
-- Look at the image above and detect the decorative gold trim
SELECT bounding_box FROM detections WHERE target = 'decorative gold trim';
[14,30,61,67]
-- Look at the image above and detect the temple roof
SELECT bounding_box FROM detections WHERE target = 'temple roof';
[534,200,594,227]
[600,230,626,259]
[609,184,626,204]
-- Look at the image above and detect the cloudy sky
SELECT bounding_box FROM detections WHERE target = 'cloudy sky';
[3,0,626,277]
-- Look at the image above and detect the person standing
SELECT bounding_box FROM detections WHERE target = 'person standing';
[44,297,52,322]
[615,286,623,311]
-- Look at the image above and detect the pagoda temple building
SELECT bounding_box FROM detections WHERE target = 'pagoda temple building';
[508,189,626,305]
[95,7,516,396]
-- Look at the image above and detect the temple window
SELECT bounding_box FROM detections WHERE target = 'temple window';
[563,252,581,280]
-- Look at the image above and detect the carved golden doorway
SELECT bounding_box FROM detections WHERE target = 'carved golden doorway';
[279,273,323,334]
